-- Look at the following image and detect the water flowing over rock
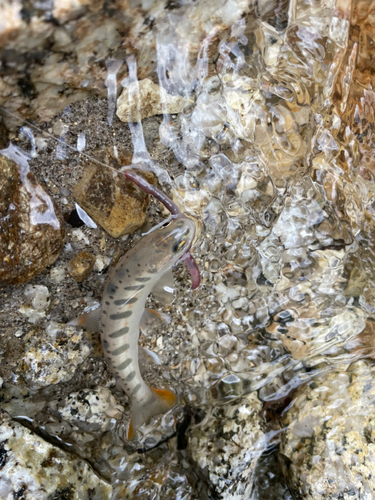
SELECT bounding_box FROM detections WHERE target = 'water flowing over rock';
[188,393,266,499]
[0,151,64,285]
[280,361,375,500]
[1,0,375,499]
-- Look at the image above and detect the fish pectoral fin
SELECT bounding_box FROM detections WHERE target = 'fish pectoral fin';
[68,306,101,333]
[151,268,175,305]
[139,347,162,372]
[140,308,171,334]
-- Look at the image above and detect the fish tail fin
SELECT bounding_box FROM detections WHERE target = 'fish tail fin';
[127,386,176,440]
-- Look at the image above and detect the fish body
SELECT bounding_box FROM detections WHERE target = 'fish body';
[100,214,196,438]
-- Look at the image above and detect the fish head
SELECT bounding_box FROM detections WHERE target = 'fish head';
[149,215,196,272]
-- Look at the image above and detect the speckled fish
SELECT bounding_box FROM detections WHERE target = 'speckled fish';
[71,171,200,439]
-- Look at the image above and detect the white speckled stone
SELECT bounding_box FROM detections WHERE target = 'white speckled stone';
[56,386,124,429]
[20,285,51,323]
[188,392,266,499]
[280,360,375,500]
[0,411,112,500]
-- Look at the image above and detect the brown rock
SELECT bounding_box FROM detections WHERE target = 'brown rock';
[73,165,156,238]
[0,152,65,285]
[68,251,96,282]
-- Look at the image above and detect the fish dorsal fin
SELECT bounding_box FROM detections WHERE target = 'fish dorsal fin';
[68,305,101,333]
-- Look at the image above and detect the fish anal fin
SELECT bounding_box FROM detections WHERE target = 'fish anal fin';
[127,386,177,441]
[68,313,88,327]
[146,308,171,323]
[151,387,176,408]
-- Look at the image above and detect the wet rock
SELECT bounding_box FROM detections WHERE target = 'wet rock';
[20,322,91,388]
[280,361,375,500]
[68,251,96,282]
[119,458,194,499]
[73,165,156,238]
[0,411,112,499]
[117,78,191,122]
[55,386,124,430]
[187,393,266,499]
[0,151,65,284]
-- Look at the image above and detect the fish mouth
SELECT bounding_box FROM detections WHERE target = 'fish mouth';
[181,252,201,290]
[123,168,201,290]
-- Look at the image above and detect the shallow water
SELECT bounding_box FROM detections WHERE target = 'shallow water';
[1,0,375,498]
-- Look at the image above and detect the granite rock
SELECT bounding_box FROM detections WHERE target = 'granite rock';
[0,411,112,500]
[187,392,266,499]
[55,386,124,430]
[280,361,375,500]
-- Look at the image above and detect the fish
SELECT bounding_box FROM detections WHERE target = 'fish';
[71,171,200,439]
[101,213,196,439]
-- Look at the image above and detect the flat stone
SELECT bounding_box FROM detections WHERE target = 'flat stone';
[0,151,65,284]
[68,251,96,282]
[0,411,112,500]
[117,78,191,122]
[73,165,156,238]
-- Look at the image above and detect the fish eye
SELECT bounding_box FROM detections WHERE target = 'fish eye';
[173,240,186,253]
